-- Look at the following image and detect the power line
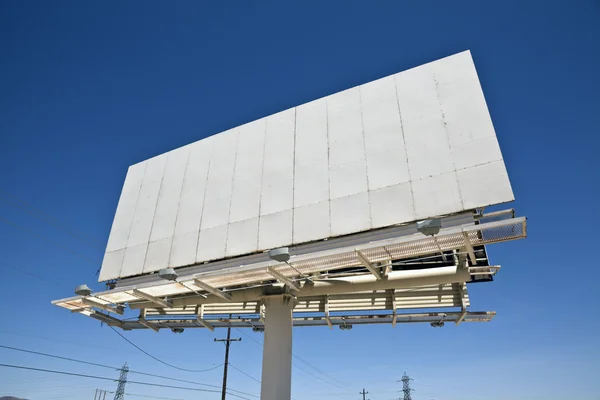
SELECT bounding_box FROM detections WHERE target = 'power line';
[228,363,261,384]
[0,363,253,400]
[108,325,222,373]
[0,189,104,250]
[0,261,63,285]
[235,328,351,391]
[0,343,257,398]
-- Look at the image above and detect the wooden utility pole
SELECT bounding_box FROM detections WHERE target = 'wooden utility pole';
[360,388,369,400]
[214,322,242,400]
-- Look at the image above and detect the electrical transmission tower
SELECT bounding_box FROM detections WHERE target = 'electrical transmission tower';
[113,363,129,400]
[400,372,413,400]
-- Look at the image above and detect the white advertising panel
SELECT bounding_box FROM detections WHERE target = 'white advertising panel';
[99,50,513,281]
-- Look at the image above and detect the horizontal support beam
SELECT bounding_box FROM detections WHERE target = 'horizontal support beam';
[81,298,123,315]
[193,279,232,301]
[131,289,173,308]
[114,310,496,330]
[266,267,300,291]
[130,266,471,309]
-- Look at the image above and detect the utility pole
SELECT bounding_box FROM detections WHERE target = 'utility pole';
[360,388,369,400]
[113,363,129,400]
[399,372,413,400]
[214,321,242,400]
[93,389,108,399]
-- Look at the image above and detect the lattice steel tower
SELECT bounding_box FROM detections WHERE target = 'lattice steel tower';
[401,372,413,400]
[114,363,129,400]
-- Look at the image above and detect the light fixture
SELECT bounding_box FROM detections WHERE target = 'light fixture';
[74,284,92,297]
[171,328,184,333]
[268,247,290,263]
[159,268,178,281]
[252,327,265,333]
[416,218,442,236]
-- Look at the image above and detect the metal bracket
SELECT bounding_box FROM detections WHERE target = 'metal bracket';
[196,304,215,331]
[356,250,384,280]
[455,283,468,326]
[462,231,477,265]
[137,309,159,332]
[81,297,124,315]
[131,289,173,308]
[259,304,266,324]
[324,296,333,329]
[390,289,397,328]
[193,279,232,301]
[266,267,301,291]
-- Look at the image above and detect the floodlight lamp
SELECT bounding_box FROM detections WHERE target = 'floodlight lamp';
[74,284,93,297]
[339,324,353,331]
[252,327,265,333]
[159,268,178,281]
[416,218,442,236]
[171,328,184,334]
[268,247,290,263]
[430,321,445,328]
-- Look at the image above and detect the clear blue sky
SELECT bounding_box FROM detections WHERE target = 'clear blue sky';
[1,1,599,399]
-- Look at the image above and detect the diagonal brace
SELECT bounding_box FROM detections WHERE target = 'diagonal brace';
[193,279,232,301]
[356,250,384,279]
[266,267,301,291]
[131,289,173,308]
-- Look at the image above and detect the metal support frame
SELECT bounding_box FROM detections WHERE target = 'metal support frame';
[462,231,477,265]
[390,289,398,328]
[193,279,232,301]
[455,283,468,326]
[89,310,123,326]
[196,304,215,331]
[137,309,159,332]
[324,296,333,329]
[81,297,123,315]
[266,267,301,291]
[469,266,501,276]
[356,250,384,279]
[131,289,173,308]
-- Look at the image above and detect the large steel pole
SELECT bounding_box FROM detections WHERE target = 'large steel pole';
[260,294,296,400]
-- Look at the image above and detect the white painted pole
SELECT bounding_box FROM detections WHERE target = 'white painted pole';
[260,294,296,400]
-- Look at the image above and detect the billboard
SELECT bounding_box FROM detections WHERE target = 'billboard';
[99,50,513,282]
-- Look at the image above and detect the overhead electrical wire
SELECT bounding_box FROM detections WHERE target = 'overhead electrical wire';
[228,363,261,384]
[0,364,253,400]
[234,328,352,392]
[0,343,258,398]
[108,325,222,373]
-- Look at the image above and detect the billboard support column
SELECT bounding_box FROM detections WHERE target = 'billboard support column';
[260,294,297,400]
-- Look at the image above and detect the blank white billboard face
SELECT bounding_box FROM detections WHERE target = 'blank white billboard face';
[99,50,513,281]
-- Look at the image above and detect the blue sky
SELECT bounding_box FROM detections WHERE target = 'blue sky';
[1,1,599,399]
